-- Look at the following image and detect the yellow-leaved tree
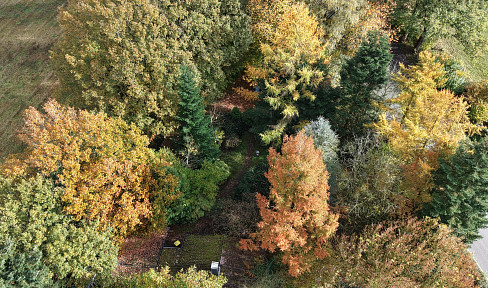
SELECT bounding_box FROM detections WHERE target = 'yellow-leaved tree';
[374,52,482,212]
[1,99,178,239]
[245,0,395,144]
[246,0,325,144]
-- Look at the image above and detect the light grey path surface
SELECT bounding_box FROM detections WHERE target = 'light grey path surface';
[470,227,488,274]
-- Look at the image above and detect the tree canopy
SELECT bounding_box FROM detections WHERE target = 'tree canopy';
[424,138,488,243]
[52,0,251,137]
[240,132,339,277]
[316,218,483,287]
[1,99,178,238]
[374,51,481,211]
[0,176,118,283]
[390,0,488,54]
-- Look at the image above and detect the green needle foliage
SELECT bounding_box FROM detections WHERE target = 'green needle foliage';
[423,137,488,243]
[177,63,220,165]
[333,31,392,140]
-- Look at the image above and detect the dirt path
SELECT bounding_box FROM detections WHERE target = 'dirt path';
[219,133,256,199]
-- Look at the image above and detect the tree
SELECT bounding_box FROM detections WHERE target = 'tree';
[52,0,251,137]
[160,0,252,100]
[308,0,394,56]
[390,0,488,54]
[0,176,118,283]
[177,63,220,165]
[246,0,325,144]
[424,138,488,243]
[0,238,50,288]
[465,81,488,125]
[373,52,481,211]
[1,99,178,238]
[240,132,339,277]
[333,30,392,140]
[161,149,230,225]
[315,218,484,287]
[336,133,402,232]
[303,117,340,192]
[51,0,183,137]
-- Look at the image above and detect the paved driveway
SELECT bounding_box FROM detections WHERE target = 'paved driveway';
[470,227,488,274]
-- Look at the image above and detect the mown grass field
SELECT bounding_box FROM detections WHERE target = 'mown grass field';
[0,0,63,159]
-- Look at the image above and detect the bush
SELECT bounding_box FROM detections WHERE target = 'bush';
[235,159,270,199]
[164,150,230,224]
[109,266,227,288]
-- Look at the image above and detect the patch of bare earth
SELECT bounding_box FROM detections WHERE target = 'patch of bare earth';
[115,232,166,275]
[212,74,256,113]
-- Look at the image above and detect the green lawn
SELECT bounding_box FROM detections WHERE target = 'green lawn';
[159,234,226,273]
[0,0,63,159]
[221,132,251,175]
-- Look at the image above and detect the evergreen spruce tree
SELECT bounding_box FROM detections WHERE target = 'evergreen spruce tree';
[333,31,392,140]
[423,138,488,243]
[177,64,220,166]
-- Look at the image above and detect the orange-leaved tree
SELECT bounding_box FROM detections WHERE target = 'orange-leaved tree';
[240,131,339,277]
[373,52,482,212]
[1,99,178,238]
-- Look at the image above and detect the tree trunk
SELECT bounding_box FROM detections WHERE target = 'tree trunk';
[415,29,426,53]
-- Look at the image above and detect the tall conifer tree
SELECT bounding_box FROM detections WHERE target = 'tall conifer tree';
[177,64,220,166]
[424,138,488,243]
[333,31,392,140]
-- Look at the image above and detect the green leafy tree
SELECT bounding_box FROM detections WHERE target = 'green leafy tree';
[51,0,184,137]
[390,0,488,54]
[0,176,118,283]
[160,0,252,100]
[177,63,220,165]
[162,150,230,224]
[424,138,488,243]
[333,31,392,140]
[52,0,251,137]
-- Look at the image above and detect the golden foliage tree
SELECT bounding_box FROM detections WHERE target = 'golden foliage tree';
[374,52,482,211]
[1,99,178,238]
[246,0,395,143]
[240,132,339,277]
[246,0,325,144]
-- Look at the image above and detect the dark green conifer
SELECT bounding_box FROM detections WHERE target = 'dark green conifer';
[333,31,392,140]
[177,63,220,166]
[423,138,488,243]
